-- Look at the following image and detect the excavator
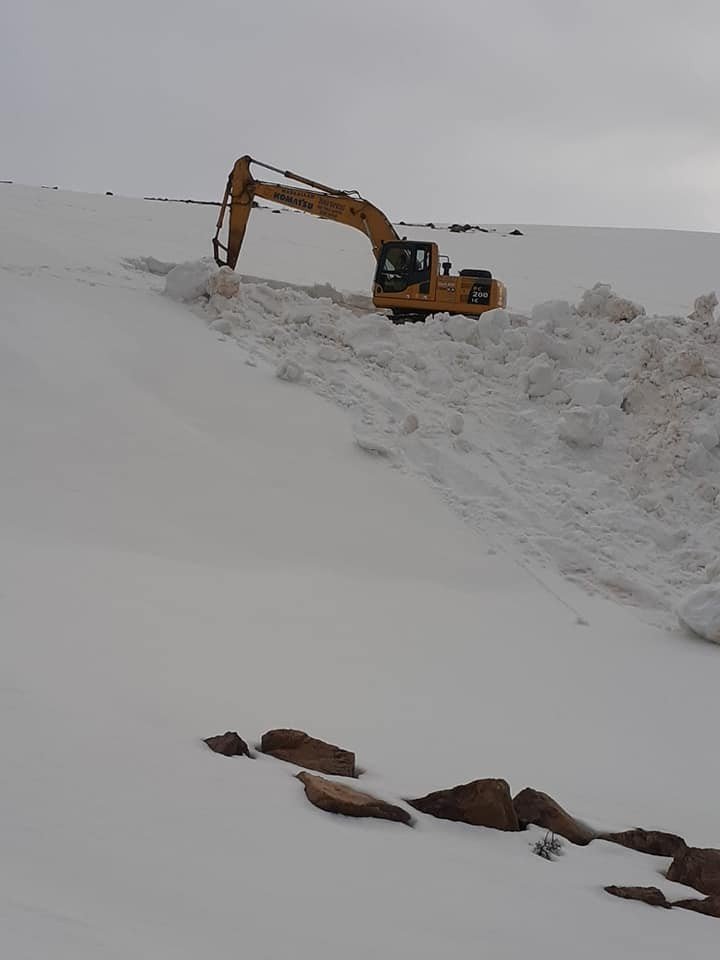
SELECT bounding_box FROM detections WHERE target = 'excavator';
[212,156,507,322]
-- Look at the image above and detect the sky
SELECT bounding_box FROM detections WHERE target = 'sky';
[3,0,720,231]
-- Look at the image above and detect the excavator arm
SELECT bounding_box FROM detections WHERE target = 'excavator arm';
[212,155,399,269]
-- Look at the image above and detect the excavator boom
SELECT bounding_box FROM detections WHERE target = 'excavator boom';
[213,155,398,268]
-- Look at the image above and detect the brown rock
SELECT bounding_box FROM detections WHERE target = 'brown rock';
[672,896,720,918]
[604,886,670,909]
[513,788,594,845]
[203,731,251,757]
[602,828,686,859]
[297,772,411,824]
[261,729,356,777]
[666,847,720,896]
[408,779,519,831]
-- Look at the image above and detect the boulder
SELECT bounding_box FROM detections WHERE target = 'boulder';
[408,778,519,831]
[602,828,687,859]
[666,847,720,896]
[261,729,356,777]
[604,886,670,909]
[203,731,251,758]
[297,773,411,824]
[513,788,594,845]
[672,895,720,918]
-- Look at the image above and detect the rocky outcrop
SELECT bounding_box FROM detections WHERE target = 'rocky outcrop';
[261,729,356,777]
[666,847,720,896]
[512,788,594,845]
[604,886,671,909]
[297,773,411,824]
[408,779,519,831]
[602,828,686,859]
[672,896,720,918]
[203,731,252,757]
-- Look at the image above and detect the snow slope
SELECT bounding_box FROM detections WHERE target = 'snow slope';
[1,184,719,958]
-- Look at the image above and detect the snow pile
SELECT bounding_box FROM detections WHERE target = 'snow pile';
[168,263,720,622]
[576,282,646,323]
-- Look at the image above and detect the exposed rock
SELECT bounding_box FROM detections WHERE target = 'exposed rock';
[508,229,524,236]
[408,778,519,830]
[672,895,720,918]
[297,773,411,824]
[261,729,356,777]
[604,886,671,909]
[513,788,594,845]
[203,731,252,758]
[602,828,686,859]
[666,847,720,896]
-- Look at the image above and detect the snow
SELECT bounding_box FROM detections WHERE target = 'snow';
[2,182,720,959]
[677,585,720,643]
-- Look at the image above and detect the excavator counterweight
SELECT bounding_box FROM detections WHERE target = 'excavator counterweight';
[213,155,506,321]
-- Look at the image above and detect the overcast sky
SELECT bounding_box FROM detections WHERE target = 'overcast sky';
[3,0,720,230]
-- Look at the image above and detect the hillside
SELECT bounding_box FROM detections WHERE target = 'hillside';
[1,183,719,958]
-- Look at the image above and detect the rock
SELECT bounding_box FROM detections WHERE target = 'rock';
[261,729,356,777]
[604,886,671,909]
[602,828,687,859]
[672,895,720,918]
[400,413,419,435]
[203,731,252,758]
[297,773,411,824]
[408,778,519,831]
[513,788,594,845]
[508,229,524,236]
[666,847,720,896]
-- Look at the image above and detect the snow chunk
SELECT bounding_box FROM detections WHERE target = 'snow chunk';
[519,355,556,398]
[447,412,464,435]
[691,418,720,451]
[342,315,397,359]
[476,308,509,346]
[164,259,215,302]
[531,300,571,332]
[576,283,645,323]
[558,406,609,447]
[565,377,618,407]
[276,360,303,383]
[689,291,718,324]
[210,315,233,335]
[525,328,569,362]
[445,314,477,343]
[677,585,720,643]
[207,266,241,300]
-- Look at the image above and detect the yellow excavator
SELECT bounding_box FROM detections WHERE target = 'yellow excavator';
[212,156,507,322]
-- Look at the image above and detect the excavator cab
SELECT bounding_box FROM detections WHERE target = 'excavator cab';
[374,242,432,295]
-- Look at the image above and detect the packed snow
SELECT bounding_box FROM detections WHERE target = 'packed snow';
[2,183,720,959]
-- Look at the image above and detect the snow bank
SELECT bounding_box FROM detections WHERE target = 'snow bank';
[189,266,720,621]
